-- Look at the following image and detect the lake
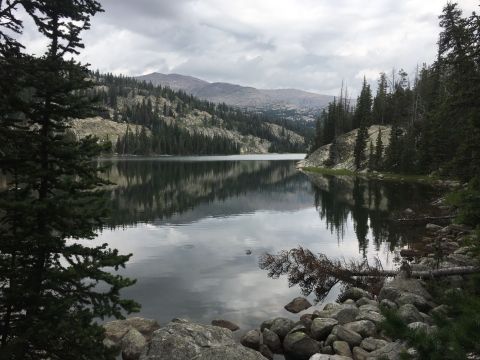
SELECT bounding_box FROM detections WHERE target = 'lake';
[93,154,439,333]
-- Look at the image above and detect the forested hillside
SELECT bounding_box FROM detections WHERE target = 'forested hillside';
[310,3,480,182]
[75,73,312,155]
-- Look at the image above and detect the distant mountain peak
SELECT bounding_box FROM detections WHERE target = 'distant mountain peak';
[135,72,333,115]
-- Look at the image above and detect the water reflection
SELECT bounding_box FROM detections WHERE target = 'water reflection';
[89,157,439,331]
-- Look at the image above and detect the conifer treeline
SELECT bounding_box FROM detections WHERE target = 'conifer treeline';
[90,72,309,154]
[312,3,480,181]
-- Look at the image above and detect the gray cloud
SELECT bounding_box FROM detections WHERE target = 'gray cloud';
[18,0,479,96]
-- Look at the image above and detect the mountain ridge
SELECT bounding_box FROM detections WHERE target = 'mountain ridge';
[135,72,333,118]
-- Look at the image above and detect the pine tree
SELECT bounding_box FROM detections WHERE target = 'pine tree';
[354,125,368,170]
[0,2,138,359]
[374,128,383,170]
[353,77,373,129]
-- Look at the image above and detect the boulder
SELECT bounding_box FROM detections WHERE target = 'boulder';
[121,328,147,360]
[321,345,334,354]
[211,319,240,331]
[309,354,353,360]
[358,304,379,313]
[283,331,321,360]
[344,320,376,338]
[340,288,372,301]
[311,318,339,340]
[396,293,431,312]
[139,319,264,360]
[386,275,432,301]
[407,322,430,333]
[355,310,384,325]
[125,318,160,340]
[270,317,296,340]
[343,299,356,305]
[332,341,352,357]
[379,299,397,310]
[360,337,388,352]
[425,223,442,232]
[262,328,282,354]
[261,319,275,332]
[377,287,401,303]
[398,304,423,324]
[104,320,131,343]
[365,341,406,360]
[285,297,313,313]
[240,329,261,350]
[353,346,370,360]
[325,334,337,346]
[335,326,362,346]
[333,306,360,325]
[259,344,274,360]
[356,298,377,307]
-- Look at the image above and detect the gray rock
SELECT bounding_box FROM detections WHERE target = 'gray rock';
[344,320,376,338]
[336,326,362,346]
[211,319,240,331]
[430,304,449,318]
[379,299,397,310]
[309,354,353,360]
[261,319,274,331]
[333,306,360,325]
[341,288,372,301]
[396,293,431,312]
[321,345,334,354]
[241,329,261,350]
[377,287,402,303]
[311,318,339,340]
[139,319,264,360]
[125,318,160,340]
[103,338,118,350]
[270,317,296,340]
[360,337,388,352]
[358,304,379,313]
[193,345,267,360]
[386,275,432,301]
[407,322,429,332]
[104,320,131,343]
[325,334,337,346]
[121,328,147,360]
[398,304,423,324]
[355,310,384,325]
[285,297,313,313]
[425,223,442,232]
[343,299,356,305]
[353,346,370,360]
[290,323,309,335]
[366,341,406,360]
[356,298,377,307]
[262,328,282,354]
[259,344,274,360]
[283,331,321,360]
[324,303,341,311]
[333,341,352,357]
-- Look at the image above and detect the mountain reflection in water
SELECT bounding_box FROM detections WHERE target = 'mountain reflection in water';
[89,156,438,331]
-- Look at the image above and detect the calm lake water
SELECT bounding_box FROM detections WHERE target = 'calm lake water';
[93,154,439,333]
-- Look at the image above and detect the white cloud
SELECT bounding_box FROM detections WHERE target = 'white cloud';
[16,0,478,96]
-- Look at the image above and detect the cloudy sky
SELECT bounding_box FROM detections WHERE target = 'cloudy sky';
[21,0,478,96]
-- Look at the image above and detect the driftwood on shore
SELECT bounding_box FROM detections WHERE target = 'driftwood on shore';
[260,247,480,302]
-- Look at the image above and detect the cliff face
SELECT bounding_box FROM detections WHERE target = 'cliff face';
[300,125,391,170]
[69,82,307,154]
[70,117,149,147]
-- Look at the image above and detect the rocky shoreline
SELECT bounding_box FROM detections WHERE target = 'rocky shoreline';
[103,222,478,360]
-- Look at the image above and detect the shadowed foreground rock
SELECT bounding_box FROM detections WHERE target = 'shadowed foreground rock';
[139,318,264,360]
